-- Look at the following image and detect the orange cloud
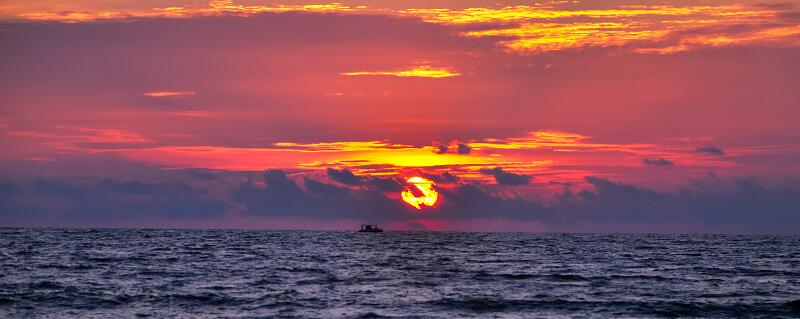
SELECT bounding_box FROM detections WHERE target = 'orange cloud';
[4,126,152,145]
[4,123,780,189]
[635,24,800,54]
[402,5,772,24]
[11,1,368,23]
[117,144,492,171]
[449,4,789,52]
[5,1,795,54]
[2,127,739,176]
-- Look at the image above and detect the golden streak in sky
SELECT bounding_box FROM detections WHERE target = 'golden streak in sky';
[272,141,414,152]
[341,66,461,78]
[401,176,439,210]
[143,91,195,97]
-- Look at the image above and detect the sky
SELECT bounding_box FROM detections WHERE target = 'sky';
[1,0,799,233]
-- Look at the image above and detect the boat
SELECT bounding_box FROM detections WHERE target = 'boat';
[358,224,383,232]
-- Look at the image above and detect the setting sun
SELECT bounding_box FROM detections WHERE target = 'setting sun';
[401,176,439,210]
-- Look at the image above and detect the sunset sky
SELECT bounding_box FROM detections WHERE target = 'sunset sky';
[1,0,799,233]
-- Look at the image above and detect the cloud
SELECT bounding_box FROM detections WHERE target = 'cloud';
[564,174,800,233]
[1,178,229,221]
[0,182,17,195]
[2,171,800,233]
[143,91,194,98]
[434,183,555,221]
[326,168,363,185]
[3,11,797,176]
[693,145,725,156]
[642,158,675,166]
[7,2,797,55]
[456,142,472,154]
[303,177,350,195]
[432,141,471,155]
[367,176,403,192]
[0,7,798,233]
[4,126,152,145]
[186,168,219,180]
[755,3,797,10]
[6,2,368,23]
[480,167,532,185]
[432,142,449,154]
[341,65,461,78]
[168,110,209,117]
[422,171,460,184]
[230,170,408,219]
[274,141,413,152]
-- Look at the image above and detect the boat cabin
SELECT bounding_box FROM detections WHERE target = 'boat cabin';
[359,224,383,232]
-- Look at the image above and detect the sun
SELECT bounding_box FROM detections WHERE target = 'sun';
[401,176,439,210]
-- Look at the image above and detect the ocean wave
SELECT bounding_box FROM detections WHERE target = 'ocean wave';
[2,229,799,318]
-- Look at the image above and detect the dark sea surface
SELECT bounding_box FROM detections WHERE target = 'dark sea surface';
[1,229,799,318]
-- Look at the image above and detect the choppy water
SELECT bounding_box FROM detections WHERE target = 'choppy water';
[1,229,799,318]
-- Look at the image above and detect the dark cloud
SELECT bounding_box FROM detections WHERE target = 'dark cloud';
[186,168,218,180]
[2,178,229,221]
[564,176,672,223]
[265,169,305,194]
[456,143,472,154]
[303,177,350,196]
[432,141,471,155]
[367,176,403,192]
[555,175,800,233]
[422,171,460,184]
[693,145,725,156]
[479,167,532,185]
[436,183,556,221]
[327,168,363,185]
[0,182,17,195]
[98,179,160,195]
[642,158,675,167]
[3,171,800,233]
[432,142,450,154]
[231,170,408,220]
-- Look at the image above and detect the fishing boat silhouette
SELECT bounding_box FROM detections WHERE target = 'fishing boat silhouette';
[358,224,383,233]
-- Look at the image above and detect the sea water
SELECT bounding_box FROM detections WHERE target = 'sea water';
[1,229,799,318]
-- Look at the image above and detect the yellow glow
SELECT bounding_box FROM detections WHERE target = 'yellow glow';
[401,176,439,209]
[273,141,413,152]
[465,22,671,52]
[168,110,209,117]
[342,66,461,78]
[340,147,492,167]
[471,131,590,150]
[143,91,194,97]
[402,6,721,24]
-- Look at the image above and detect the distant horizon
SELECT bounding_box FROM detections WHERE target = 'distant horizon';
[4,226,799,237]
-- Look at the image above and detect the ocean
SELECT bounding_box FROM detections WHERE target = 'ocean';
[1,228,799,318]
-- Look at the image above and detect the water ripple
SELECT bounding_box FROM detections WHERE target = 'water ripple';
[1,229,799,318]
